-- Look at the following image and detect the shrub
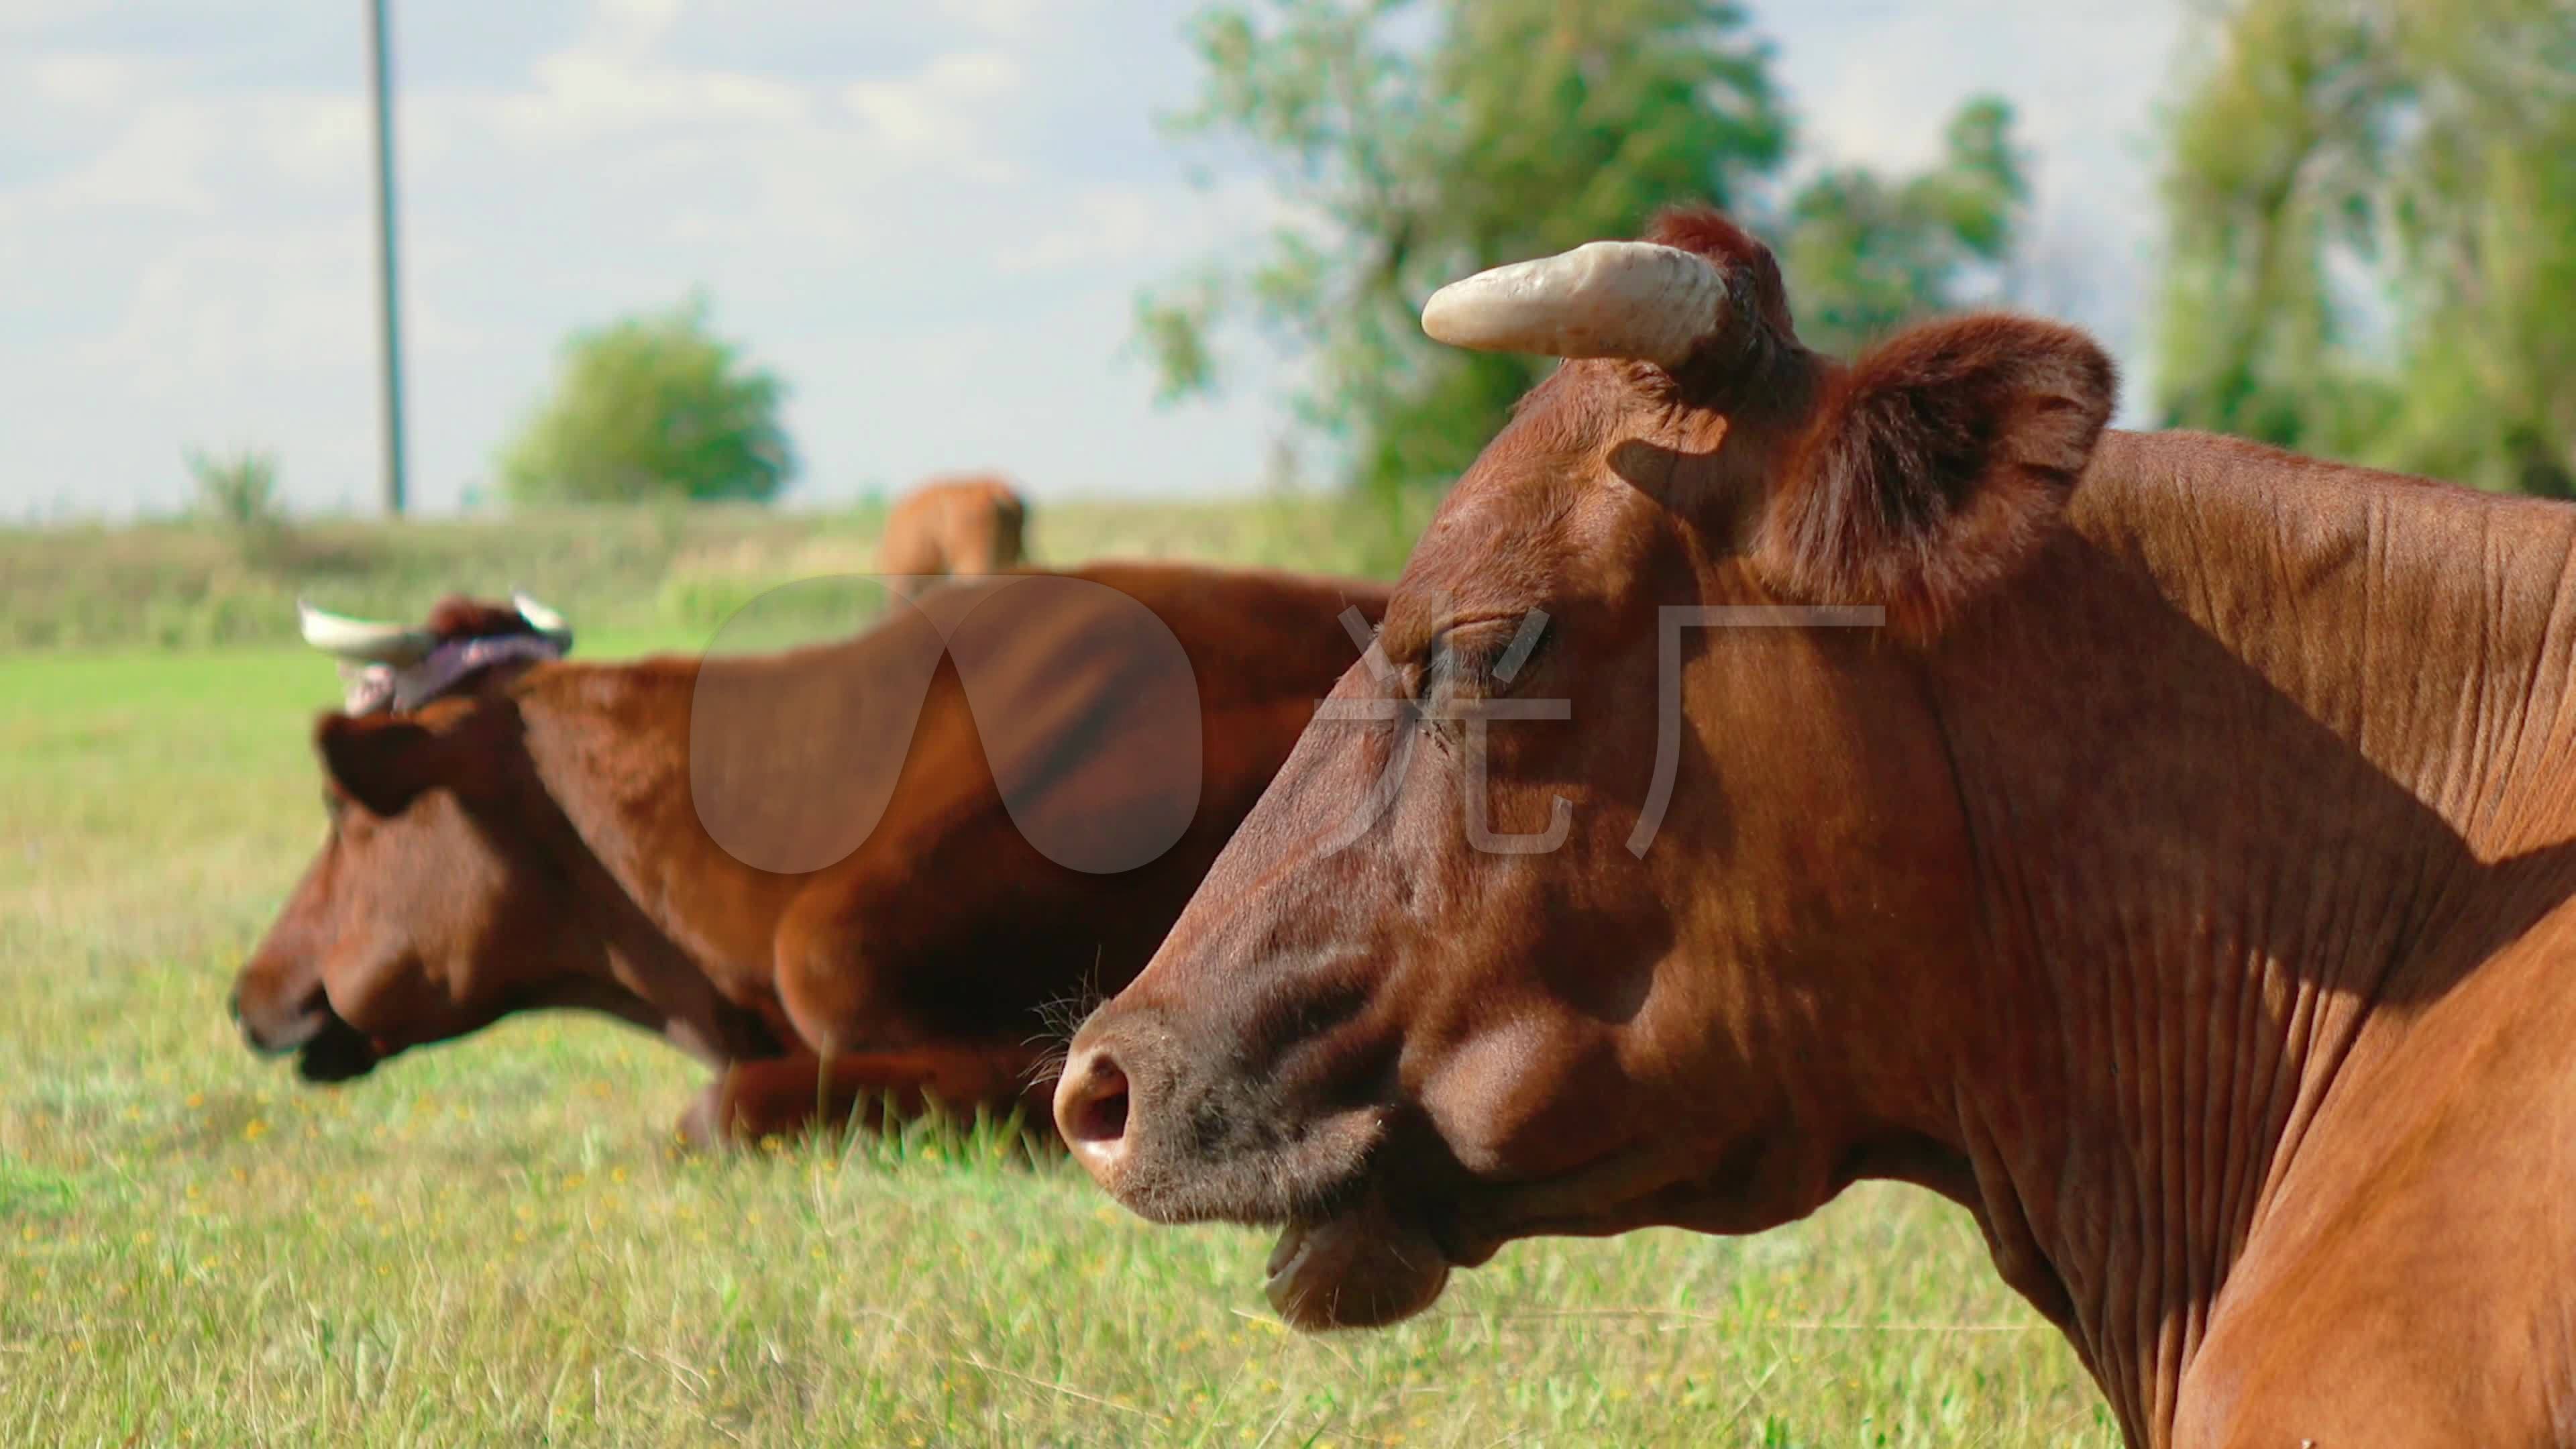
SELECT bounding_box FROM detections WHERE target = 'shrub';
[185,447,285,532]
[184,447,292,570]
[499,295,796,506]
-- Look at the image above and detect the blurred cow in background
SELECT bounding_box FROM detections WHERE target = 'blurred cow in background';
[233,564,1387,1146]
[875,474,1029,604]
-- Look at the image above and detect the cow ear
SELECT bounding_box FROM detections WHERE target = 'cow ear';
[316,713,453,817]
[1756,315,2115,637]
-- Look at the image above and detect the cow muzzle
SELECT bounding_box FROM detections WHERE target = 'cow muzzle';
[1055,1009,1450,1330]
[1054,1004,1387,1216]
[232,985,379,1083]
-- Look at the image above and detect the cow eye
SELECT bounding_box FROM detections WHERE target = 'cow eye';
[1444,612,1548,682]
[1422,610,1550,702]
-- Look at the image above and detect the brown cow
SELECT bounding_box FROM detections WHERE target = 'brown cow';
[876,474,1029,604]
[233,563,1386,1146]
[1055,208,2576,1445]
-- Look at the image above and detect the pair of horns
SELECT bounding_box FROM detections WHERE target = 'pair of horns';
[1420,241,1731,368]
[297,592,572,665]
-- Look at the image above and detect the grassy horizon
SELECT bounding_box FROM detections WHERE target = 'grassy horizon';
[0,563,2111,1445]
[0,494,1430,653]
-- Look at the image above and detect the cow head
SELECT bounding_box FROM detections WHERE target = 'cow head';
[229,596,600,1081]
[1054,209,2114,1328]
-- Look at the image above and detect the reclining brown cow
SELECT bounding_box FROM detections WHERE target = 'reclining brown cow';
[1057,208,2576,1445]
[232,563,1386,1145]
[875,474,1029,604]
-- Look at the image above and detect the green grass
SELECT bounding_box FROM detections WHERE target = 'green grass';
[0,546,2112,1446]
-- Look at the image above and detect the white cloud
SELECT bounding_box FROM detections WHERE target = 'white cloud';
[586,0,684,54]
[1005,175,1281,276]
[932,0,1059,42]
[0,39,366,223]
[0,1,117,38]
[49,104,223,212]
[1010,186,1173,274]
[511,52,807,138]
[82,219,370,387]
[840,50,1024,178]
[25,52,164,109]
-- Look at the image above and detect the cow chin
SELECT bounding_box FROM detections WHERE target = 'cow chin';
[1264,1185,1452,1330]
[1134,1113,1483,1332]
[1259,1136,1731,1332]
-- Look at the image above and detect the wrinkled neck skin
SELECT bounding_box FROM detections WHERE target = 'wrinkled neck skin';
[1878,432,2576,1442]
[499,661,792,1066]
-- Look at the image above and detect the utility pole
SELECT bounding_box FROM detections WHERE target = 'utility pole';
[366,0,408,516]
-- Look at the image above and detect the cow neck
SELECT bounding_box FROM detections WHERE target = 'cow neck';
[1915,429,2576,1444]
[505,659,796,1066]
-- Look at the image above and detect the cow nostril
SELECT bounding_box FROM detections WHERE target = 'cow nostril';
[1053,1046,1132,1179]
[1077,1071,1128,1142]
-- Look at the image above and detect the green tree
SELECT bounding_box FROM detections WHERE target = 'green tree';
[2155,0,2576,494]
[1140,0,1788,506]
[1142,0,2031,506]
[1774,97,2027,360]
[501,296,795,505]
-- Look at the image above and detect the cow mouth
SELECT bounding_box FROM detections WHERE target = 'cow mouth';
[1261,1185,1462,1330]
[292,1015,381,1083]
[255,1005,381,1083]
[1256,1138,1715,1331]
[238,982,382,1083]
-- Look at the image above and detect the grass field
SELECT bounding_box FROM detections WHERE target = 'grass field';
[0,529,2114,1446]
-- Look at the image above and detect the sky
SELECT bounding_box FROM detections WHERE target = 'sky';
[0,0,2184,519]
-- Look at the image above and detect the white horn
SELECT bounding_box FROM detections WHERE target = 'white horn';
[511,590,574,651]
[297,600,435,665]
[1421,241,1729,368]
